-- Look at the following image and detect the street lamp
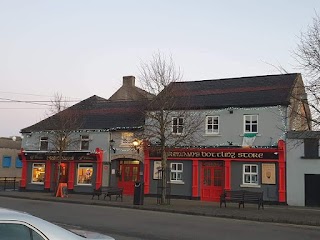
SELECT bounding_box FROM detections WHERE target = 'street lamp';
[132,139,140,154]
[109,139,116,153]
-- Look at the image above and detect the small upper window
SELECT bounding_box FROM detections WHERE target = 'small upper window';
[80,135,89,150]
[304,138,319,159]
[40,137,48,151]
[244,115,258,133]
[206,116,219,134]
[172,117,184,134]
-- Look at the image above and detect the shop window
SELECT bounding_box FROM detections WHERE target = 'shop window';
[170,163,183,182]
[244,115,258,133]
[172,117,184,134]
[39,137,48,151]
[206,116,219,134]
[243,164,258,185]
[304,138,319,159]
[121,132,134,145]
[80,135,89,150]
[2,156,11,168]
[32,163,45,184]
[77,163,93,185]
[15,157,22,168]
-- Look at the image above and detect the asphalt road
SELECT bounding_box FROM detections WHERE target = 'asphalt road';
[1,197,320,240]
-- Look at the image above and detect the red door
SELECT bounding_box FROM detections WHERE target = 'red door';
[201,161,224,202]
[118,161,140,195]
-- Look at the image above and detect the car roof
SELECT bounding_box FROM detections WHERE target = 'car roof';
[0,207,115,240]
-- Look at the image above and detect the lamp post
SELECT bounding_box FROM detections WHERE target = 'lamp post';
[108,139,115,186]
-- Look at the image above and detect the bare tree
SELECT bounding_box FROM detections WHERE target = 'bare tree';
[293,12,320,130]
[139,53,203,204]
[46,93,83,194]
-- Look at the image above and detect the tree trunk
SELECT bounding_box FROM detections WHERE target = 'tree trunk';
[161,147,167,204]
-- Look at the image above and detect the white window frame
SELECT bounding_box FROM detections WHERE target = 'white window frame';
[80,135,89,150]
[242,164,258,185]
[205,116,219,134]
[76,163,93,186]
[172,117,184,135]
[39,137,48,151]
[31,163,45,184]
[243,115,258,133]
[170,163,184,183]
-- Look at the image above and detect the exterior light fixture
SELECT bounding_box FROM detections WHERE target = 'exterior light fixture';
[109,139,116,153]
[132,139,140,154]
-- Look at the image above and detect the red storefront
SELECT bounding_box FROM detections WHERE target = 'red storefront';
[20,148,103,193]
[143,140,286,203]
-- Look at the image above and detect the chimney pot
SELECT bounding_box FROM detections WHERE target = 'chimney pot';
[123,76,135,87]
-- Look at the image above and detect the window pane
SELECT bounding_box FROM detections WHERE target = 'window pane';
[213,117,219,124]
[244,166,250,173]
[171,164,176,170]
[173,126,177,133]
[179,118,183,125]
[251,165,257,173]
[207,117,212,124]
[177,173,182,180]
[244,174,250,183]
[252,125,257,132]
[32,164,45,183]
[171,172,176,180]
[251,175,258,183]
[173,118,177,125]
[77,164,93,184]
[177,164,182,171]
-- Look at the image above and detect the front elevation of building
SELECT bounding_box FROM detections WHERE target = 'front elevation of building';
[143,73,310,203]
[19,76,153,195]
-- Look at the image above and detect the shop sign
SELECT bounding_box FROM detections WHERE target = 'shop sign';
[262,163,276,184]
[150,150,278,159]
[25,152,97,161]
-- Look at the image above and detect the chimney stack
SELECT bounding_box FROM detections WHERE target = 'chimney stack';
[123,76,135,87]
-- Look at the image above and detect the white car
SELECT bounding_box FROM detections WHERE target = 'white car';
[0,207,115,240]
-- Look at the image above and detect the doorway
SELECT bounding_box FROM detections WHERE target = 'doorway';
[305,174,320,207]
[118,160,140,195]
[201,161,224,202]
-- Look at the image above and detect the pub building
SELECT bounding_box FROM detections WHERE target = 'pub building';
[19,148,103,192]
[143,140,286,203]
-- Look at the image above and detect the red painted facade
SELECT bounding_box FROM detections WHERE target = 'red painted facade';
[20,148,103,192]
[144,140,286,203]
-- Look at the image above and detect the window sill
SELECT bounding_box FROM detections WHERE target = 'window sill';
[301,156,320,159]
[169,181,185,185]
[31,182,44,185]
[76,183,93,186]
[240,184,261,188]
[203,134,221,137]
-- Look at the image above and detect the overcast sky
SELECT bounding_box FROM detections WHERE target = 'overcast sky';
[1,0,319,137]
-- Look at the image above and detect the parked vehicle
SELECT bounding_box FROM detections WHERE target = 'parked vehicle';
[0,207,115,240]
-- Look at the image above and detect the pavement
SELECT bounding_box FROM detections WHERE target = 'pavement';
[1,190,320,227]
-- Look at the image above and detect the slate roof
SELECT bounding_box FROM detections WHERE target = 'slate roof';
[21,95,148,133]
[0,137,22,149]
[152,73,300,110]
